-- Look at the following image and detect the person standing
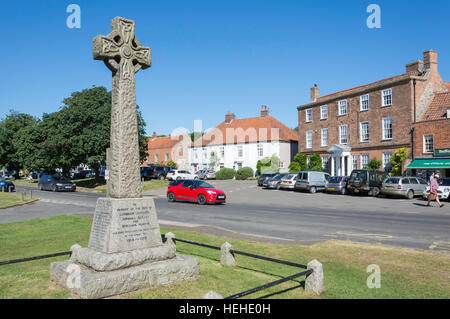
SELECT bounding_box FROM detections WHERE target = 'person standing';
[427,174,444,208]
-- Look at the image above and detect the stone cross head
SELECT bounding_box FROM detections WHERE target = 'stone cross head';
[93,17,151,74]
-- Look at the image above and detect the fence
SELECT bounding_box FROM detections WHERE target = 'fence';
[0,233,324,298]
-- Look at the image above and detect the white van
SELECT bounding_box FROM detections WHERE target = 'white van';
[294,171,330,193]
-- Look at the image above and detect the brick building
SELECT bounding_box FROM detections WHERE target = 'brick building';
[144,132,190,170]
[296,50,449,176]
[408,91,450,178]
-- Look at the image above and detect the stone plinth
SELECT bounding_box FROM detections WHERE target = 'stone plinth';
[50,197,200,298]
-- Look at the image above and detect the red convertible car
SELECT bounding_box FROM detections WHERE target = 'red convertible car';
[166,179,226,205]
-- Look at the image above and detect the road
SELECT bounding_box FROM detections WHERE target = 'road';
[3,181,450,252]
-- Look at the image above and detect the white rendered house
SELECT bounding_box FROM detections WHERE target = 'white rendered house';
[188,106,298,174]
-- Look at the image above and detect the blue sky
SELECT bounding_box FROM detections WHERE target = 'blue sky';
[1,0,450,136]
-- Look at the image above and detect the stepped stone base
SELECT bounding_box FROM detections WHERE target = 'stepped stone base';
[50,254,200,299]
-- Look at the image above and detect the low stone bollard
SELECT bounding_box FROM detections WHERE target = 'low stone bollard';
[220,242,236,266]
[165,232,176,248]
[305,259,324,295]
[202,290,224,299]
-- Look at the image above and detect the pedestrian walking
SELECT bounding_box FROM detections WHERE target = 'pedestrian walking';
[427,174,444,208]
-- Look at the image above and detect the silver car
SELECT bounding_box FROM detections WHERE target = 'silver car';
[196,169,216,180]
[325,176,349,195]
[381,176,428,199]
[279,173,299,190]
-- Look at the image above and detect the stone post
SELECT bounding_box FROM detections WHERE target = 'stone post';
[305,259,324,295]
[203,290,224,299]
[220,242,236,266]
[165,232,176,248]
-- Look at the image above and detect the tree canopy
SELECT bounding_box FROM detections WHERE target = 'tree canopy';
[3,86,148,178]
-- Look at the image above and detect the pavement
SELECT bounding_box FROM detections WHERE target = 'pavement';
[3,180,450,253]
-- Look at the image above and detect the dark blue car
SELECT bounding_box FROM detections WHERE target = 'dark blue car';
[0,177,15,192]
[38,175,76,192]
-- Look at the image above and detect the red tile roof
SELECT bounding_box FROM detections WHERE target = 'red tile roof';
[421,92,450,121]
[147,135,185,150]
[194,115,298,146]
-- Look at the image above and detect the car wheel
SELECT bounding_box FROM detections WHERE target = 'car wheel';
[38,183,43,191]
[168,192,176,202]
[194,176,199,180]
[52,185,57,192]
[371,187,380,197]
[340,188,347,195]
[159,175,165,180]
[310,186,316,194]
[406,190,414,200]
[276,183,281,190]
[197,194,207,205]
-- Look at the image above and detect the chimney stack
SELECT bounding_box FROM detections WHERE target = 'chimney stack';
[260,105,268,118]
[310,84,319,102]
[406,59,424,74]
[424,50,438,72]
[225,111,235,124]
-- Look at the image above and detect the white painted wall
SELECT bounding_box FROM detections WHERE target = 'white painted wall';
[188,141,294,173]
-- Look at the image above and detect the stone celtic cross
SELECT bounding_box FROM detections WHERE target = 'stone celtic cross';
[93,17,151,198]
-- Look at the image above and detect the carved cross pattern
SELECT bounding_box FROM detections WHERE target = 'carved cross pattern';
[93,17,151,74]
[93,17,151,199]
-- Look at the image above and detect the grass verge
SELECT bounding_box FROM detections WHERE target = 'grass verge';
[0,215,448,299]
[0,193,36,209]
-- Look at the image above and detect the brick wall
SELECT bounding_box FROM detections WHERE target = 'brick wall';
[297,81,413,156]
[413,118,450,157]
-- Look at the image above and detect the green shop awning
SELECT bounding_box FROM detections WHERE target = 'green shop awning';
[408,158,450,169]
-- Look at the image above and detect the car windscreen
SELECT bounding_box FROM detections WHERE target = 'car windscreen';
[273,174,286,180]
[169,180,182,186]
[350,171,366,180]
[284,174,297,179]
[196,181,214,188]
[328,177,340,183]
[384,177,400,184]
[439,179,450,186]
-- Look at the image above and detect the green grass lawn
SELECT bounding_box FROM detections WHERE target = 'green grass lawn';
[0,193,36,209]
[0,215,449,299]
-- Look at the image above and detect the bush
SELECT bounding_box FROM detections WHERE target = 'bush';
[215,168,236,180]
[235,167,254,180]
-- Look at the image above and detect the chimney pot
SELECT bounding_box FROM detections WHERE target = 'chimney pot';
[310,85,319,102]
[260,105,269,118]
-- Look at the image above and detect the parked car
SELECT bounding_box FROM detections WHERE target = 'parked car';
[0,177,15,192]
[294,171,330,193]
[167,179,226,205]
[196,169,216,180]
[257,172,278,186]
[151,166,171,180]
[38,175,76,192]
[262,173,289,189]
[347,169,388,196]
[140,166,155,181]
[422,178,450,201]
[381,176,428,199]
[325,176,349,195]
[167,169,198,181]
[279,173,299,190]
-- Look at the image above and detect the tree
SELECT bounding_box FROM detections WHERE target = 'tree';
[258,154,280,174]
[15,86,147,180]
[368,158,382,170]
[309,154,323,171]
[289,153,308,172]
[0,111,38,174]
[166,160,177,168]
[390,148,408,176]
[209,151,219,170]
